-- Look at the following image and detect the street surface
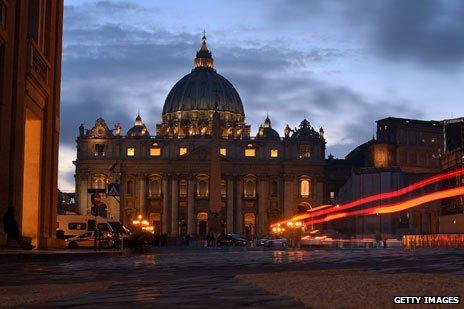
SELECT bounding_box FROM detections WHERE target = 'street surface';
[1,248,464,307]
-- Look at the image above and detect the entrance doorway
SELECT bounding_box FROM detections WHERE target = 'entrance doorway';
[197,212,208,235]
[244,213,255,236]
[21,108,42,246]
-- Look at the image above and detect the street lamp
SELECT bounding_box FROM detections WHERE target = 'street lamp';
[132,215,154,234]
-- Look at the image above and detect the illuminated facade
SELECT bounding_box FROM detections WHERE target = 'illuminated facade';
[0,0,64,248]
[74,35,326,237]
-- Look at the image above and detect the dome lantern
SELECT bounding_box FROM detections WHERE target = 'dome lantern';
[194,31,214,69]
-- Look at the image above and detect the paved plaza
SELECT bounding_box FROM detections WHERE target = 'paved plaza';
[1,248,464,307]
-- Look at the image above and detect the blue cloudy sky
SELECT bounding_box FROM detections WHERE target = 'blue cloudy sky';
[58,0,464,191]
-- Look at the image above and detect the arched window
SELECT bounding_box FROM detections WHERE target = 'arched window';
[148,177,162,197]
[126,180,134,196]
[299,177,311,198]
[196,175,209,198]
[243,177,256,198]
[92,175,106,189]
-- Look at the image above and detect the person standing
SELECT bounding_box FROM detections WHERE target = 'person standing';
[2,206,34,250]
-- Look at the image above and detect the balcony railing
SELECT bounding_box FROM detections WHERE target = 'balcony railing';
[27,38,50,89]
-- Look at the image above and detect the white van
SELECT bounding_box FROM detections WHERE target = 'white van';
[56,214,114,238]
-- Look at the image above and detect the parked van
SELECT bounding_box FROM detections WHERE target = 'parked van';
[56,214,114,239]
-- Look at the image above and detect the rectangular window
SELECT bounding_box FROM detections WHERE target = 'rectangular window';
[179,147,188,156]
[220,148,227,156]
[245,148,255,157]
[299,145,311,158]
[150,147,161,156]
[270,148,279,158]
[94,144,105,156]
[127,147,135,156]
[179,180,187,197]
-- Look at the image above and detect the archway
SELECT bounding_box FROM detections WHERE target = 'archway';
[244,213,256,236]
[197,212,208,235]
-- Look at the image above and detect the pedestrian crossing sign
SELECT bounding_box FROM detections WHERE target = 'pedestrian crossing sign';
[107,183,120,196]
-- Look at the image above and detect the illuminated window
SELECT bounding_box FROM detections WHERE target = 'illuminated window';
[244,178,256,198]
[299,178,311,198]
[127,147,135,156]
[179,179,187,197]
[299,145,310,158]
[93,176,106,189]
[179,147,188,156]
[245,148,255,157]
[330,191,335,199]
[270,148,279,158]
[220,148,227,156]
[150,147,161,156]
[94,144,105,156]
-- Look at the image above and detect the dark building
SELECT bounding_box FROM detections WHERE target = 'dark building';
[330,117,444,237]
[439,117,464,232]
[0,0,64,248]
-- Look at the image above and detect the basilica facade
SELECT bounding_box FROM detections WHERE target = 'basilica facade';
[74,35,326,237]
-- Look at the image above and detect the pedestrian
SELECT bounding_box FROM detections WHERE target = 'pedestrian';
[382,237,387,248]
[2,206,35,250]
[206,233,211,247]
[112,232,121,251]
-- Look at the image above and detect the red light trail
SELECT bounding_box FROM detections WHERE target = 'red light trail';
[271,168,464,228]
[307,186,464,225]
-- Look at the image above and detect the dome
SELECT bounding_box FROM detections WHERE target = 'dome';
[256,114,280,140]
[162,35,244,118]
[127,114,150,138]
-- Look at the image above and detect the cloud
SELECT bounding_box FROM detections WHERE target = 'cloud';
[266,0,464,68]
[58,0,426,191]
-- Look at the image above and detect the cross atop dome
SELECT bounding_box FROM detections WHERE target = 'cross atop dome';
[195,32,214,69]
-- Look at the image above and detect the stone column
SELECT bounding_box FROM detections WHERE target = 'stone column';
[162,177,170,234]
[139,174,146,216]
[258,177,269,236]
[235,177,243,234]
[187,177,195,234]
[226,177,234,233]
[283,175,295,218]
[77,173,91,215]
[171,176,179,236]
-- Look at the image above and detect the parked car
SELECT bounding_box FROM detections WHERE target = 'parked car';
[217,234,248,246]
[256,236,287,247]
[66,231,114,249]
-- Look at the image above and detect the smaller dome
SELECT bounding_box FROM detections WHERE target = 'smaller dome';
[127,114,150,138]
[291,118,322,141]
[256,115,280,140]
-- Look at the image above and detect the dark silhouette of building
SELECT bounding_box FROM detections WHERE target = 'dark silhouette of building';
[0,0,64,248]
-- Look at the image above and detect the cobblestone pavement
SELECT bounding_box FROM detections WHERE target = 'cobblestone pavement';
[1,248,464,308]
